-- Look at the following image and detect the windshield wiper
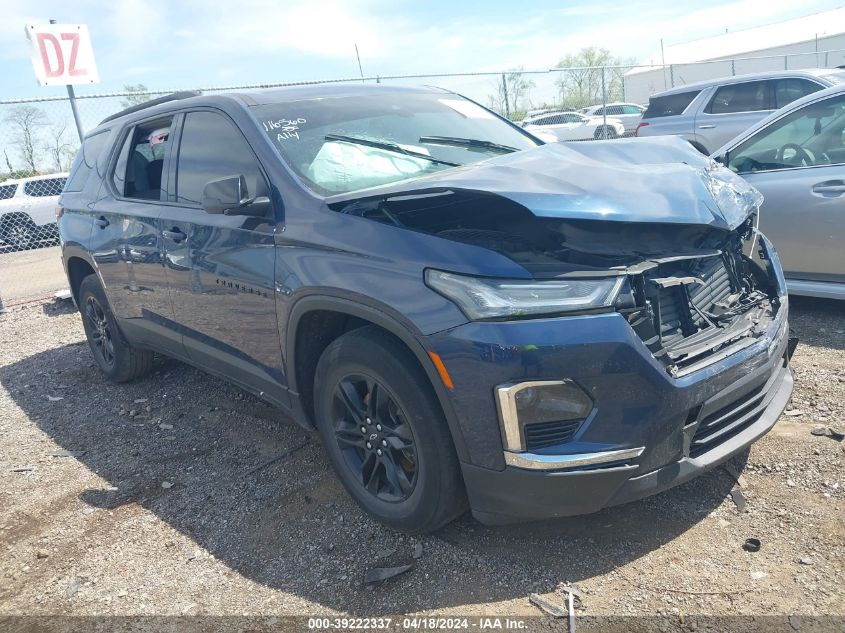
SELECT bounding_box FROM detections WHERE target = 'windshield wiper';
[324,134,462,167]
[418,136,519,154]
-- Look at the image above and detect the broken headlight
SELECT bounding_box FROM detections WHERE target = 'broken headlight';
[425,270,624,319]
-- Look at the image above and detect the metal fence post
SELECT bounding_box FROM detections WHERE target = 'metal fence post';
[669,64,675,88]
[601,66,607,139]
[731,59,736,76]
[0,293,7,315]
[501,73,510,118]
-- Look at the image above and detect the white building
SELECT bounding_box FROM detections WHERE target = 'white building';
[624,8,845,104]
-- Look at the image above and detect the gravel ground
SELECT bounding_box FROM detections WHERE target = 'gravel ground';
[0,296,843,629]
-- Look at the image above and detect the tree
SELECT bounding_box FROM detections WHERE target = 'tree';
[120,84,152,108]
[554,47,628,108]
[489,68,535,118]
[3,105,48,173]
[47,120,76,171]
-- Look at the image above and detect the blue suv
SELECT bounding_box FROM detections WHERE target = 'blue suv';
[58,85,794,532]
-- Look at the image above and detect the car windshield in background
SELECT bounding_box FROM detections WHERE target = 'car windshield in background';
[251,92,539,195]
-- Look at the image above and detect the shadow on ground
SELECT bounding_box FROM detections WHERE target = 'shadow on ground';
[789,296,845,352]
[0,335,751,613]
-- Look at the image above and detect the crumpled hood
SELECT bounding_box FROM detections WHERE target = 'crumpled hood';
[327,136,763,231]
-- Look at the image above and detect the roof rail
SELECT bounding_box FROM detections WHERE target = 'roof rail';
[99,91,201,124]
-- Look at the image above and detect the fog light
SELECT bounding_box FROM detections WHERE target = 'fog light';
[496,380,593,452]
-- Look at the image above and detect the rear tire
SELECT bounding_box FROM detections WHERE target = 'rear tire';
[78,275,154,383]
[313,326,467,533]
[594,126,617,140]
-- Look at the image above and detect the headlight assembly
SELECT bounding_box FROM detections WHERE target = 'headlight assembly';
[425,269,625,320]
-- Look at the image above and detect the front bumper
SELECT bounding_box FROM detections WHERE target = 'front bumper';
[464,359,791,524]
[428,234,793,524]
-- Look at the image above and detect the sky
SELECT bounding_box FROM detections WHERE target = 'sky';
[1,0,844,100]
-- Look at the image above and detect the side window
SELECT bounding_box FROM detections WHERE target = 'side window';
[775,78,823,109]
[606,106,622,116]
[707,81,772,114]
[643,91,700,118]
[561,114,580,123]
[175,111,267,206]
[728,94,845,173]
[23,177,67,197]
[623,105,643,114]
[0,184,18,200]
[112,117,174,201]
[65,131,110,192]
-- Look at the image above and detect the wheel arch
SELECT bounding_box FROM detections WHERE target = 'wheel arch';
[65,253,97,306]
[286,295,469,462]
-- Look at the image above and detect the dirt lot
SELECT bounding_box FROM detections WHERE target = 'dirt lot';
[0,246,66,306]
[0,296,843,630]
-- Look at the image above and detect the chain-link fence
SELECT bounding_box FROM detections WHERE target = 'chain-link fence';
[2,45,845,308]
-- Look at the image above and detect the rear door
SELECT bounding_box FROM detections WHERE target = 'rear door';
[91,115,177,348]
[695,80,775,151]
[727,92,845,284]
[159,109,285,405]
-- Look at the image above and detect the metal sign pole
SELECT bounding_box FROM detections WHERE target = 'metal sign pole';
[66,84,84,142]
[47,19,84,142]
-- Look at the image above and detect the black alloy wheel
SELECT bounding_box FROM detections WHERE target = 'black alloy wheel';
[84,295,116,368]
[332,374,418,502]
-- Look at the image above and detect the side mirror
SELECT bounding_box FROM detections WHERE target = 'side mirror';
[202,175,270,216]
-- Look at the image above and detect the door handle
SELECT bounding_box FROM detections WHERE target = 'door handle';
[94,216,109,229]
[812,181,845,196]
[162,228,187,243]
[697,124,716,129]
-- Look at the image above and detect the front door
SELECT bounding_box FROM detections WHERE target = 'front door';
[728,92,845,284]
[159,109,287,406]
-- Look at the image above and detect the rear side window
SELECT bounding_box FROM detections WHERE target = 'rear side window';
[112,117,174,200]
[23,177,67,197]
[643,91,700,118]
[0,184,16,200]
[774,78,823,109]
[65,131,110,192]
[706,80,772,114]
[175,111,267,206]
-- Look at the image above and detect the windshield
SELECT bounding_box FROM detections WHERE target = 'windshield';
[251,92,539,195]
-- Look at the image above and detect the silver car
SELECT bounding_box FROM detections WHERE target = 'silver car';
[637,69,845,154]
[714,84,845,299]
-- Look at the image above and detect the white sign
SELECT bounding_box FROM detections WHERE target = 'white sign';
[25,23,100,86]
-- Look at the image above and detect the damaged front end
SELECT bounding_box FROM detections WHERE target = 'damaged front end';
[619,225,781,377]
[328,139,783,378]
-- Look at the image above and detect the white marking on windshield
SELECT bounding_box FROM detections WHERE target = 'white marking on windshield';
[263,117,306,141]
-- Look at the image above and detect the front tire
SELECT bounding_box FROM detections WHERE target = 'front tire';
[313,326,466,533]
[78,275,154,383]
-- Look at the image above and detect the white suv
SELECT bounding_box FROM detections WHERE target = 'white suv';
[0,173,67,250]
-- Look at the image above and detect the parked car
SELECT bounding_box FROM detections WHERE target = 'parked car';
[523,107,577,119]
[0,173,67,250]
[581,102,646,135]
[59,85,793,532]
[522,110,625,141]
[636,69,845,154]
[714,83,845,300]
